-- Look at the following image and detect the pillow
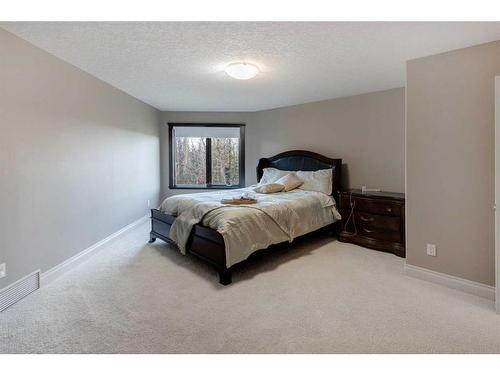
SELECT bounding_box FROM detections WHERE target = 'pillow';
[254,183,285,194]
[296,169,332,195]
[274,173,303,192]
[259,168,289,185]
[259,167,333,194]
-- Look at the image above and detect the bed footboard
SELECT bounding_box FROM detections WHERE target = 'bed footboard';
[150,209,231,285]
[149,209,175,245]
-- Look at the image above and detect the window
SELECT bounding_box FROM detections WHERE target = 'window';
[169,123,245,189]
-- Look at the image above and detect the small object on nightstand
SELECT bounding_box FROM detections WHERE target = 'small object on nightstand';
[361,185,381,194]
[338,189,405,257]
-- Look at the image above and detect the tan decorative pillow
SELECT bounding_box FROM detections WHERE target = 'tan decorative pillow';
[254,183,285,194]
[274,173,303,192]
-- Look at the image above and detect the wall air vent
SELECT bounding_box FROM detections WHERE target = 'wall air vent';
[0,270,40,312]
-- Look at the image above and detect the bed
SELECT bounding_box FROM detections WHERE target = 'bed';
[149,150,342,285]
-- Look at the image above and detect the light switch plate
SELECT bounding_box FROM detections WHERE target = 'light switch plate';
[0,263,6,278]
[426,244,437,257]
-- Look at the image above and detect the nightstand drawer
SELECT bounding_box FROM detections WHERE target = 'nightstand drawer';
[345,196,401,216]
[356,225,401,242]
[354,211,401,231]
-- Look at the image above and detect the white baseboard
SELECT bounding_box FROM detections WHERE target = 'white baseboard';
[404,263,495,300]
[41,214,149,285]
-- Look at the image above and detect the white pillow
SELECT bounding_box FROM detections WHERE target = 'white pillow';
[259,168,289,185]
[254,183,285,194]
[274,173,303,192]
[296,169,332,195]
[259,167,333,195]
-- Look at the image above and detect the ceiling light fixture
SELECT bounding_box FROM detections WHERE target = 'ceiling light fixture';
[224,62,259,80]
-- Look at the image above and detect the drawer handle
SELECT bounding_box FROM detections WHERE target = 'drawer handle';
[359,215,374,222]
[362,227,375,233]
[386,207,392,213]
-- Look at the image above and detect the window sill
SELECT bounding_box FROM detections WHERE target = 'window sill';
[169,185,243,190]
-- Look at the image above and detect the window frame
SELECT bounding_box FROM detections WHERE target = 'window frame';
[168,123,245,190]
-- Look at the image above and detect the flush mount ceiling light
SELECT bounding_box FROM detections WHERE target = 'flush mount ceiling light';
[224,62,259,80]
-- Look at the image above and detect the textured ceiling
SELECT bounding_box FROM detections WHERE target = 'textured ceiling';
[2,22,500,111]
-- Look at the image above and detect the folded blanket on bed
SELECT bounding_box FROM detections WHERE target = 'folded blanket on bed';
[159,188,341,267]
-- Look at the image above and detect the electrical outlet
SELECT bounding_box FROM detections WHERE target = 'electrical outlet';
[426,244,437,257]
[0,263,6,278]
[147,199,151,208]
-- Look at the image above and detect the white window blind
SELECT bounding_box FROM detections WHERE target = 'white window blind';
[173,126,240,139]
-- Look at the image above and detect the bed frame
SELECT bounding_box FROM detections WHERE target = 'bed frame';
[149,150,342,285]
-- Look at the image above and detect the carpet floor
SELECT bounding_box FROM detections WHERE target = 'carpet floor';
[1,221,500,353]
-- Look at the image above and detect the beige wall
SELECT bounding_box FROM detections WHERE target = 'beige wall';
[406,41,500,286]
[250,88,405,191]
[161,88,405,198]
[0,29,161,289]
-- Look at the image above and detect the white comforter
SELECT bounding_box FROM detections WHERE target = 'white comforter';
[159,188,341,267]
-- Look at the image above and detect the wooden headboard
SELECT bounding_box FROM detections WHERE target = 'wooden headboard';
[256,150,342,199]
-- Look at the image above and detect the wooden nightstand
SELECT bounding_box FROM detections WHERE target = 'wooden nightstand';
[338,189,405,257]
